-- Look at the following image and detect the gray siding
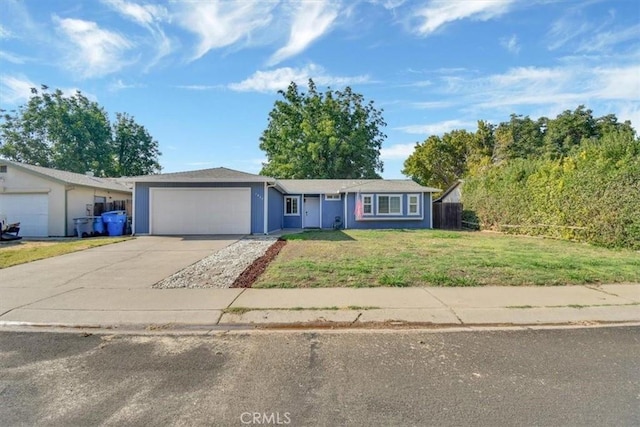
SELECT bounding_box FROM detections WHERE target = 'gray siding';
[134,182,265,234]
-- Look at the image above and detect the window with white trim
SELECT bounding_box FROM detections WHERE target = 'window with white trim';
[325,194,341,201]
[377,195,402,215]
[362,194,373,215]
[284,196,300,216]
[408,194,420,215]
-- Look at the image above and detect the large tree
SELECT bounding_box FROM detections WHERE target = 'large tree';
[402,129,475,191]
[0,85,161,177]
[112,113,161,176]
[259,79,386,179]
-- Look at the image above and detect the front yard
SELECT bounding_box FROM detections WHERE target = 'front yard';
[0,237,131,268]
[254,230,640,288]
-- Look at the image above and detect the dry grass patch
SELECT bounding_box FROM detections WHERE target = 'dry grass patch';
[253,229,640,288]
[0,237,131,268]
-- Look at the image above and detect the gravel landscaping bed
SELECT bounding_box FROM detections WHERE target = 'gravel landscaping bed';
[153,238,279,289]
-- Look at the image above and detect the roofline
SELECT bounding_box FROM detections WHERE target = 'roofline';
[0,158,131,193]
[433,179,462,202]
[130,177,275,183]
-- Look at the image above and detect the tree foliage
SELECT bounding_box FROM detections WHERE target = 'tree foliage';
[464,130,640,249]
[402,130,474,191]
[0,86,161,177]
[259,79,386,179]
[402,105,638,248]
[112,113,162,177]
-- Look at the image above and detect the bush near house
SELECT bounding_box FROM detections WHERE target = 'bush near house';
[463,131,640,249]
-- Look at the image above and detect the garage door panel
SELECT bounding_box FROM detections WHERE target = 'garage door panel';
[150,188,251,235]
[0,194,49,237]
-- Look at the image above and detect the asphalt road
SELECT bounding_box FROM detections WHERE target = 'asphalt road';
[1,326,638,426]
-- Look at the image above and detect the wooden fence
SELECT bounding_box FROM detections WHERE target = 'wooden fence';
[433,202,462,230]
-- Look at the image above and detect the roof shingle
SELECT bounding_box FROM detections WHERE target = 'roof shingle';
[0,159,131,193]
[129,167,273,182]
[278,179,440,194]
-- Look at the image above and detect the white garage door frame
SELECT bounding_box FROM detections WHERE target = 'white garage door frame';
[0,192,49,237]
[149,187,252,235]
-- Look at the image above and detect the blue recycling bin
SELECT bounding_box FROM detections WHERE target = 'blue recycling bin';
[101,211,127,236]
[92,216,105,235]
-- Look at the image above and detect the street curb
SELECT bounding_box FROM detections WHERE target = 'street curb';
[2,320,640,335]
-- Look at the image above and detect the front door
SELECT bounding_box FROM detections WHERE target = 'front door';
[304,196,321,228]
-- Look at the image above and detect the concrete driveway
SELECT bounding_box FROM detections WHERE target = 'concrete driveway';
[1,236,239,291]
[0,236,242,322]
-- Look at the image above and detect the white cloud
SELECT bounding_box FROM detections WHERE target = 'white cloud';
[101,0,169,26]
[175,84,221,91]
[410,101,453,109]
[109,79,145,91]
[547,16,591,51]
[0,24,13,39]
[54,16,133,78]
[590,66,640,101]
[500,34,520,54]
[421,62,640,131]
[175,1,276,61]
[396,119,476,135]
[101,0,173,67]
[546,9,635,53]
[616,103,640,130]
[268,0,339,66]
[228,64,370,93]
[0,74,36,104]
[577,24,640,53]
[0,50,28,64]
[414,0,515,35]
[471,65,640,109]
[380,143,416,160]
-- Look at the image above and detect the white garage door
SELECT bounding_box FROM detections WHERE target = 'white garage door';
[0,193,49,237]
[150,188,251,235]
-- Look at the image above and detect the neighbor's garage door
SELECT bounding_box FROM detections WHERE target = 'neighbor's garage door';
[150,188,251,235]
[0,193,49,237]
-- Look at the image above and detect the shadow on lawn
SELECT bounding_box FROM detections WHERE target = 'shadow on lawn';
[284,230,356,241]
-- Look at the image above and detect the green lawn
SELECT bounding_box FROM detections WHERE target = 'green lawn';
[254,230,640,288]
[0,237,131,268]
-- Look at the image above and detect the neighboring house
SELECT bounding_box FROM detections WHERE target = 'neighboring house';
[0,159,132,237]
[433,179,463,204]
[130,167,441,235]
[432,180,463,230]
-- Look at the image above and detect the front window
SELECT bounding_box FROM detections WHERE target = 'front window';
[284,196,300,216]
[377,195,402,215]
[362,195,372,215]
[408,194,420,215]
[325,194,341,201]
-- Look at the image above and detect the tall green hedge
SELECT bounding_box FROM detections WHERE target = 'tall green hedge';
[463,131,640,249]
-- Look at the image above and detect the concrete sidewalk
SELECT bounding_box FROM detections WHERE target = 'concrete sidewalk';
[1,284,638,331]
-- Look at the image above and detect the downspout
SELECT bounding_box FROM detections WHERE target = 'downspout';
[344,192,348,229]
[64,186,70,236]
[301,193,305,228]
[428,192,433,229]
[319,194,323,229]
[263,182,268,235]
[132,184,136,235]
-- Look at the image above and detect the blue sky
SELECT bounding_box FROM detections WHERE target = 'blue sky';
[1,0,638,178]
